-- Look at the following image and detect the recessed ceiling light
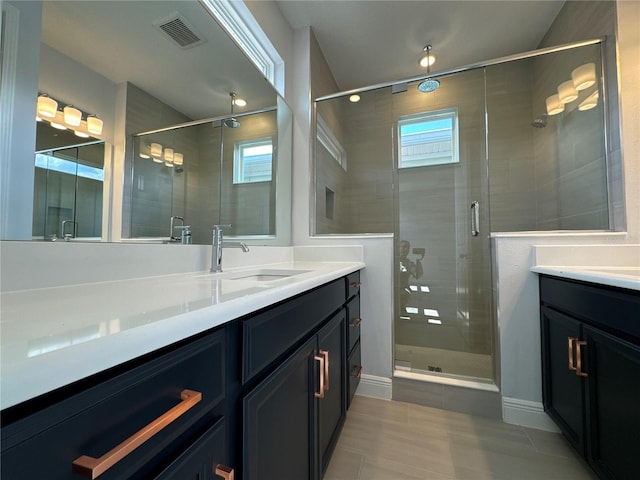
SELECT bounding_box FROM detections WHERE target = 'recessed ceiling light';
[349,94,360,103]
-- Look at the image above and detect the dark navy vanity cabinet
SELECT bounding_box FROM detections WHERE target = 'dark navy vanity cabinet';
[1,271,362,480]
[540,275,640,480]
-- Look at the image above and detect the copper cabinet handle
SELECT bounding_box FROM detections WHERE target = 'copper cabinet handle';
[350,317,362,328]
[568,337,577,371]
[350,281,361,288]
[575,340,588,377]
[320,350,330,391]
[215,464,235,480]
[351,365,363,379]
[314,354,325,398]
[72,389,202,479]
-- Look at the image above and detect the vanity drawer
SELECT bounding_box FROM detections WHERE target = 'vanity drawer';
[346,271,361,300]
[242,279,345,384]
[347,296,361,354]
[1,329,226,480]
[347,341,362,408]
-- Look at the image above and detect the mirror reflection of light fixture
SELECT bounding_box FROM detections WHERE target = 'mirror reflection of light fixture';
[37,95,58,118]
[578,90,599,111]
[418,45,437,67]
[87,115,103,135]
[572,63,596,91]
[233,97,247,107]
[546,94,564,115]
[349,94,361,103]
[63,105,82,127]
[174,152,184,165]
[150,142,163,158]
[558,80,578,104]
[164,148,174,162]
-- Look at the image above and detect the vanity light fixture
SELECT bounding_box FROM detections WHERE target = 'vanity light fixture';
[37,95,58,118]
[578,90,599,111]
[87,115,103,135]
[164,148,174,162]
[572,63,596,91]
[174,152,184,165]
[50,121,68,130]
[558,80,578,104]
[74,130,90,138]
[63,105,82,127]
[546,94,564,115]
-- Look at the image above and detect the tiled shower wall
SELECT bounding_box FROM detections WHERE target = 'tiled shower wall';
[125,83,277,243]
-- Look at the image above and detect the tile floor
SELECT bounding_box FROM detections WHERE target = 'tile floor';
[325,395,597,480]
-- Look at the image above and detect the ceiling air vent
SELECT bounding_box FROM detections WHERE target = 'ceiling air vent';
[153,12,206,49]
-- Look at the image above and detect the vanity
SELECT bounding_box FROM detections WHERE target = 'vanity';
[533,249,640,480]
[0,258,364,480]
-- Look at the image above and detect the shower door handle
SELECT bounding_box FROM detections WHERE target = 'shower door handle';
[470,201,480,237]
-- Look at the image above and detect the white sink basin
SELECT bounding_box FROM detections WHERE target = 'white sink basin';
[190,268,311,282]
[228,269,311,282]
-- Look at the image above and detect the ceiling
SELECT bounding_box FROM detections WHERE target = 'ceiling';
[275,0,565,92]
[41,1,277,120]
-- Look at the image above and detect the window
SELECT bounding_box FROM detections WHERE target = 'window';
[233,138,273,184]
[398,108,459,168]
[317,114,347,171]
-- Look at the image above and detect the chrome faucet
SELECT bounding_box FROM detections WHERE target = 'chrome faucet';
[211,224,249,273]
[169,216,184,242]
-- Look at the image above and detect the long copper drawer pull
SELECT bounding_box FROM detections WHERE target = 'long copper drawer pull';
[350,317,362,328]
[575,340,588,377]
[568,337,577,371]
[351,365,363,379]
[215,464,235,480]
[320,350,330,391]
[72,389,202,479]
[314,354,325,398]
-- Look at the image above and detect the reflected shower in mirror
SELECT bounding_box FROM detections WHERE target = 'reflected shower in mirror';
[33,122,106,241]
[130,108,277,244]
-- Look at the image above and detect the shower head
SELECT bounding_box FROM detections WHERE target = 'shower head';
[224,92,241,128]
[531,114,547,128]
[418,78,440,93]
[417,44,440,93]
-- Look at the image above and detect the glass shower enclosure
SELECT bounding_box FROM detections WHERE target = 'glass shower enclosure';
[314,39,608,385]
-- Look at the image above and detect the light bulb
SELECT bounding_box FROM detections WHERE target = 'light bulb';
[572,63,596,91]
[558,80,578,104]
[87,115,103,135]
[63,106,82,127]
[37,95,58,118]
[546,94,564,116]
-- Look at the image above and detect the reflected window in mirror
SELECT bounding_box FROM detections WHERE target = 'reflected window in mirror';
[233,138,273,184]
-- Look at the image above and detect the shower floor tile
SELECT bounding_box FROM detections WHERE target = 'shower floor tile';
[325,395,596,480]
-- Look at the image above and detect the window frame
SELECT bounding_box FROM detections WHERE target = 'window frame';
[398,108,459,169]
[233,137,274,184]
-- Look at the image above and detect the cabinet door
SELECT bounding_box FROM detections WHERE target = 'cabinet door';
[155,418,230,480]
[243,336,318,480]
[583,325,640,480]
[318,310,347,474]
[540,306,585,454]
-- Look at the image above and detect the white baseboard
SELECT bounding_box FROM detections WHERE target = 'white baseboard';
[502,396,560,432]
[355,374,392,400]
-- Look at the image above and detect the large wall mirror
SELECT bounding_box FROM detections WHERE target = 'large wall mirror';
[3,0,291,245]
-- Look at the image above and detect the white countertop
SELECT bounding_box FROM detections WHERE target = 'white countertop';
[0,261,364,410]
[531,265,640,291]
[531,244,640,291]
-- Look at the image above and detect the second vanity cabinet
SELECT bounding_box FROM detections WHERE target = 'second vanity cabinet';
[540,275,640,480]
[1,270,362,480]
